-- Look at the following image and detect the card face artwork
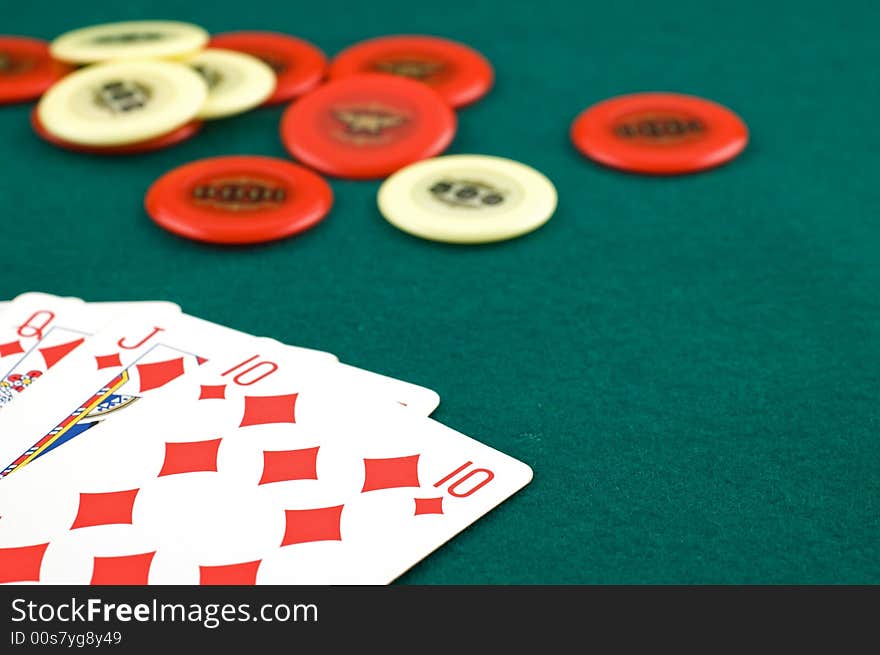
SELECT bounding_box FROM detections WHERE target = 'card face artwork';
[0,295,178,413]
[1,293,88,411]
[0,341,532,585]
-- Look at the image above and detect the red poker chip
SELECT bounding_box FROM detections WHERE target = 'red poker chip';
[280,73,456,179]
[0,36,72,104]
[209,31,327,105]
[145,155,333,245]
[31,107,202,155]
[570,92,749,175]
[328,35,493,108]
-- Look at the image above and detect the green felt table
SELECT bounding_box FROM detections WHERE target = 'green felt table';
[2,1,878,584]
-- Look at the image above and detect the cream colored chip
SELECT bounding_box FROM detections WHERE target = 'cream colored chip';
[37,59,207,146]
[50,20,209,64]
[184,49,276,119]
[378,155,557,244]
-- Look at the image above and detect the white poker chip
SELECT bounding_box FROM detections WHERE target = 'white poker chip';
[36,59,208,147]
[184,49,276,119]
[50,20,209,64]
[377,155,558,244]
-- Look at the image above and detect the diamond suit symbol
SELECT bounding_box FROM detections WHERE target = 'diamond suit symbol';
[95,353,123,370]
[0,543,49,583]
[362,454,421,492]
[414,497,445,515]
[158,439,222,477]
[200,560,262,585]
[260,447,320,485]
[198,384,226,400]
[240,393,299,428]
[281,505,344,547]
[70,489,140,529]
[136,357,186,393]
[0,340,24,358]
[38,338,84,369]
[91,551,156,585]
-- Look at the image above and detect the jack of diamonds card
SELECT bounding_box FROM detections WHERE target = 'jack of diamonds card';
[0,340,532,585]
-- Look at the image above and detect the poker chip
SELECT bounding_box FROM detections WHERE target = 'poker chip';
[0,36,72,104]
[184,48,276,119]
[31,106,202,155]
[145,155,334,244]
[570,92,749,175]
[280,73,456,180]
[49,20,209,64]
[329,35,493,108]
[377,154,557,244]
[209,31,327,105]
[36,59,207,147]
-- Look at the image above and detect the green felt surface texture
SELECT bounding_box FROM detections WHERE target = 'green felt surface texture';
[2,1,879,583]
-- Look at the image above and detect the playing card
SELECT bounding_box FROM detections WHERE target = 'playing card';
[0,339,532,585]
[1,293,177,413]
